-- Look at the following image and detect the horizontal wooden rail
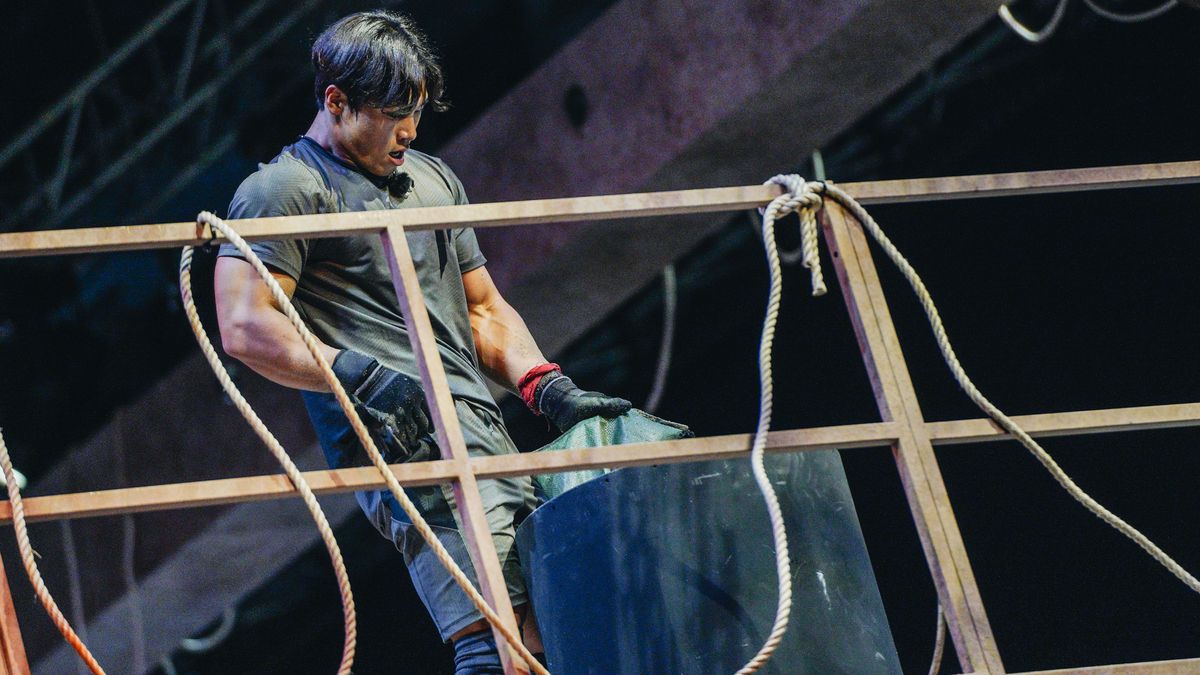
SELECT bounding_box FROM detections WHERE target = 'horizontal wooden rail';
[1008,656,1200,674]
[2,160,1198,258]
[846,160,1200,204]
[0,185,780,258]
[0,422,897,524]
[3,400,1198,525]
[927,402,1200,444]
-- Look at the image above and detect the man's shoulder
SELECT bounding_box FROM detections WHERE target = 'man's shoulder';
[405,149,466,204]
[239,149,328,197]
[405,148,456,180]
[230,146,333,218]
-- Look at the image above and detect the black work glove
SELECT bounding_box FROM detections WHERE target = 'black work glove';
[535,371,632,433]
[331,349,433,464]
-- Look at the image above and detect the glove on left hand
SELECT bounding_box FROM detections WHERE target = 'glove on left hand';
[535,371,632,433]
[331,349,432,463]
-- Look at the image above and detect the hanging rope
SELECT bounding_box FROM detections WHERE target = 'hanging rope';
[775,176,1200,597]
[1081,0,1177,22]
[188,212,548,675]
[180,243,357,675]
[0,430,105,675]
[773,151,828,266]
[1000,0,1178,43]
[734,175,826,674]
[999,0,1070,43]
[644,264,676,414]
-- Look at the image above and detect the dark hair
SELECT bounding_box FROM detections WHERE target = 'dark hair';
[312,10,447,114]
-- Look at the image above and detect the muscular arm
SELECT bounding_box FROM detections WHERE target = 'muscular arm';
[463,266,547,392]
[214,256,341,392]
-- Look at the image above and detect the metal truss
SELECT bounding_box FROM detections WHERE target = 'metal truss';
[0,0,328,233]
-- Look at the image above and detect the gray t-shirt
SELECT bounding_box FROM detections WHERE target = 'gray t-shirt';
[218,137,501,448]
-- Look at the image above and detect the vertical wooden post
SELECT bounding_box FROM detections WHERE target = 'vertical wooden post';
[380,226,528,675]
[0,552,30,674]
[822,202,1005,674]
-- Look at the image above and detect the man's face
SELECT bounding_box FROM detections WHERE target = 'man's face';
[331,94,424,178]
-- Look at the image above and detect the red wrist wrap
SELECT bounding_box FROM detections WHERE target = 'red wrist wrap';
[518,362,560,414]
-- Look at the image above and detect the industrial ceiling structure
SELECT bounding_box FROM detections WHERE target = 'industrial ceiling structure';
[2,1,1199,673]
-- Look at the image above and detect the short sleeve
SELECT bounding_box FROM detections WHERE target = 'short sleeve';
[431,157,484,272]
[454,227,487,273]
[217,160,328,281]
[430,155,470,206]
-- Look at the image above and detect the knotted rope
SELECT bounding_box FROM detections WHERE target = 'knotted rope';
[735,175,826,674]
[0,429,105,674]
[745,173,1200,673]
[823,179,1200,595]
[764,175,1200,649]
[180,244,356,674]
[188,212,548,675]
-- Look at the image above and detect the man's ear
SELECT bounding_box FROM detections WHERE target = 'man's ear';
[324,85,348,116]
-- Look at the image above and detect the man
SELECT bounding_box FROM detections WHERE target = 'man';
[214,10,630,673]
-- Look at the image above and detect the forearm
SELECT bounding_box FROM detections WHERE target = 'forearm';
[470,297,548,392]
[221,310,341,392]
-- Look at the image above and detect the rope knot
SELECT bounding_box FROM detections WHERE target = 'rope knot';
[196,211,220,250]
[762,174,827,296]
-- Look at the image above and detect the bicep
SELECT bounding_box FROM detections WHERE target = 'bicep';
[215,256,297,324]
[462,265,502,315]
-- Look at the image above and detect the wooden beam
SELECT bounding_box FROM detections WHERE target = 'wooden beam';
[469,421,898,479]
[0,461,455,524]
[847,160,1200,205]
[2,160,1198,259]
[1,398,1196,525]
[822,201,1004,673]
[928,403,1200,444]
[379,226,528,674]
[0,422,895,523]
[0,185,780,258]
[0,553,29,675]
[1009,657,1200,674]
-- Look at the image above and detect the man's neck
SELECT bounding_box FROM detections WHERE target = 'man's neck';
[304,112,340,159]
[303,112,396,189]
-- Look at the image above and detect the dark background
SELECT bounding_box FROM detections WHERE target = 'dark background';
[2,1,1199,673]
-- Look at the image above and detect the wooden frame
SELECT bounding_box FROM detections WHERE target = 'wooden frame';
[1,160,1198,674]
[823,201,1002,671]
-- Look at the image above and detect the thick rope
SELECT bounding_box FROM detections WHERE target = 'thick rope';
[180,245,356,675]
[826,180,1200,595]
[192,212,548,675]
[0,429,105,675]
[1001,0,1177,43]
[735,175,825,674]
[644,263,676,414]
[58,520,90,675]
[1082,0,1176,22]
[999,0,1070,43]
[777,176,1200,597]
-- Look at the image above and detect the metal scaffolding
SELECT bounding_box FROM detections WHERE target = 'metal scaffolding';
[0,0,327,233]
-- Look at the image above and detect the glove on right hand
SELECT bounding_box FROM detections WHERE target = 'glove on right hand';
[331,349,432,463]
[536,371,632,433]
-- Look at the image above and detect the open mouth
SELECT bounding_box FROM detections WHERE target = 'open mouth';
[388,150,406,165]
